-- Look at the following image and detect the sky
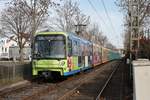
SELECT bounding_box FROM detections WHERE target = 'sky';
[0,0,8,11]
[0,0,124,48]
[78,0,124,48]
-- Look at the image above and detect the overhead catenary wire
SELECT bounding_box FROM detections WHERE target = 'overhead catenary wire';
[98,0,117,34]
[98,0,122,48]
[87,0,118,45]
[87,0,109,31]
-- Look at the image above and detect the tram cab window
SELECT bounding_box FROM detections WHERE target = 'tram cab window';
[33,35,66,59]
[68,38,72,56]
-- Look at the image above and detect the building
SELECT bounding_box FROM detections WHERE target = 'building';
[0,36,31,60]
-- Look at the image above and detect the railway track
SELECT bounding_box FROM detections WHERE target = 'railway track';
[99,61,132,100]
[96,61,120,100]
[0,81,56,100]
[0,68,92,100]
[0,60,120,100]
[0,75,84,100]
[57,61,121,100]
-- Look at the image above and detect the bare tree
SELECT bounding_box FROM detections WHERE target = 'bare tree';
[87,24,104,45]
[100,35,108,47]
[105,42,116,49]
[0,0,55,62]
[116,0,150,49]
[87,24,100,42]
[52,0,90,32]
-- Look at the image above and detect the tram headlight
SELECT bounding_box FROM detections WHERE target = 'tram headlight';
[60,61,65,66]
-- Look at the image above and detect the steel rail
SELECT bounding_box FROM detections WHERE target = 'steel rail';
[96,62,121,100]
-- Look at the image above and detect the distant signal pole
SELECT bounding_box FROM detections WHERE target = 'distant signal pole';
[129,0,140,60]
[129,0,140,79]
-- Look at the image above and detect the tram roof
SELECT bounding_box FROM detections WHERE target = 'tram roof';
[35,31,92,44]
[35,31,68,36]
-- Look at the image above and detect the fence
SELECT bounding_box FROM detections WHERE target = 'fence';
[0,61,31,87]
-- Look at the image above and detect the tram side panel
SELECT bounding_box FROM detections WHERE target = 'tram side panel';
[102,47,109,63]
[108,50,121,61]
[65,35,93,76]
[92,44,102,67]
[108,50,114,61]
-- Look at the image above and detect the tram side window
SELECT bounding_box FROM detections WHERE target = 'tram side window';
[68,38,72,56]
[72,40,78,56]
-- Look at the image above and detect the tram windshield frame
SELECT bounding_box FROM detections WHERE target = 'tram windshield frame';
[33,34,66,59]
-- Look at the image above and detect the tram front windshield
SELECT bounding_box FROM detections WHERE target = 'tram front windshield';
[33,35,66,59]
